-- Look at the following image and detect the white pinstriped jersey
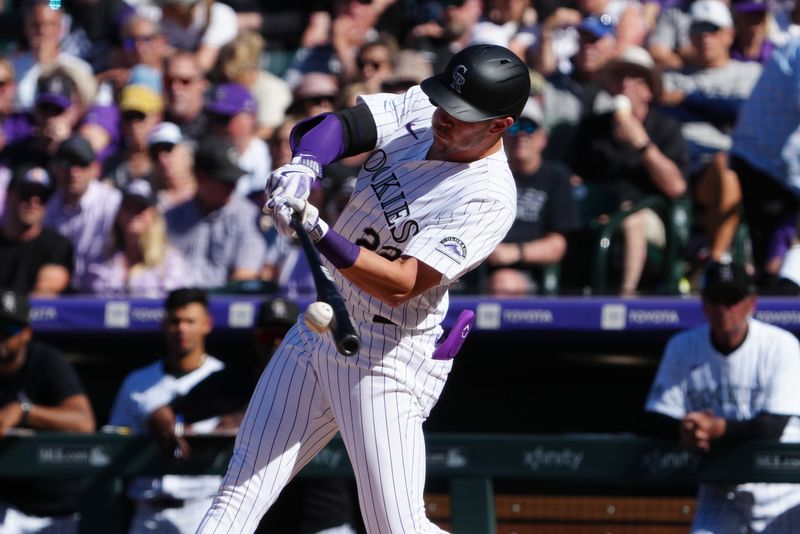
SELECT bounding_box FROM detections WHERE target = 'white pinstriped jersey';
[646,319,800,533]
[331,86,517,330]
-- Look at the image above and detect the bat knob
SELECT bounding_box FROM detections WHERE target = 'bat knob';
[337,334,361,356]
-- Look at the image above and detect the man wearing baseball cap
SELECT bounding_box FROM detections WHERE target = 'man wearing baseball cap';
[643,260,800,532]
[148,122,197,210]
[165,136,266,289]
[0,166,72,295]
[45,135,122,291]
[205,82,271,199]
[571,45,687,295]
[103,83,165,189]
[659,0,763,267]
[532,14,619,161]
[487,97,578,295]
[0,288,95,531]
[0,70,81,170]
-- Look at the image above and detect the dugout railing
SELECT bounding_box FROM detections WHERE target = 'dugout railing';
[4,433,800,533]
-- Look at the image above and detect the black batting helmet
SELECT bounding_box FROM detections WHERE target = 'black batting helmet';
[421,44,531,122]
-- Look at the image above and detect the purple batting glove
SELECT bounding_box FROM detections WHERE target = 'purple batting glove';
[432,310,476,360]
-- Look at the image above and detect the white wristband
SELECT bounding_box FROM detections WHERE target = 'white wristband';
[291,155,322,178]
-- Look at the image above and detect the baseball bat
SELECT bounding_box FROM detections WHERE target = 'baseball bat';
[290,216,361,356]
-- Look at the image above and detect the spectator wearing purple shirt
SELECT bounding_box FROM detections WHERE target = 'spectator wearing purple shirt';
[84,179,190,298]
[165,136,266,289]
[44,135,122,292]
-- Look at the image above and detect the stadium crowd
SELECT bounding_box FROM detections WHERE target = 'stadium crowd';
[0,0,799,298]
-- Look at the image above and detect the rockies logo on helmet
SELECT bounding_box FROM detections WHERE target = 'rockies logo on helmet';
[450,65,468,94]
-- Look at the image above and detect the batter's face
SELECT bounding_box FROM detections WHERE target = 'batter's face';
[164,303,212,357]
[429,107,512,162]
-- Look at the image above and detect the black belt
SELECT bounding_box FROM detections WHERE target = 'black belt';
[146,497,185,509]
[372,315,395,325]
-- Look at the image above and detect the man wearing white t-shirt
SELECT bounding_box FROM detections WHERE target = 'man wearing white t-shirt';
[644,260,800,533]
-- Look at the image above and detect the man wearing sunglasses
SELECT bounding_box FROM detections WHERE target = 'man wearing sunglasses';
[0,289,95,532]
[643,260,800,533]
[0,166,72,296]
[659,0,762,268]
[45,135,122,292]
[487,97,577,295]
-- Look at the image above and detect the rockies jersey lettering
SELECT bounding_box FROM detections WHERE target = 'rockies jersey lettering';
[198,84,517,534]
[332,86,516,328]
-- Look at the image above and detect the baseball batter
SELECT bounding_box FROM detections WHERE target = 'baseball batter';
[196,45,530,533]
[644,261,800,533]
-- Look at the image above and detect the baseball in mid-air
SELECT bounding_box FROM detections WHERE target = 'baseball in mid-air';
[304,302,333,333]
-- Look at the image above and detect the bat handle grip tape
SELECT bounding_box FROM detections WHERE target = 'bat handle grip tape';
[316,230,360,269]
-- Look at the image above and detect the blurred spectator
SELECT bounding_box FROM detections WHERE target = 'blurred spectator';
[533,0,646,78]
[659,0,761,267]
[731,0,777,64]
[471,0,537,59]
[729,35,800,285]
[77,103,121,164]
[157,0,238,73]
[570,46,687,295]
[164,52,209,141]
[353,35,398,91]
[148,122,197,211]
[123,16,168,71]
[103,84,163,189]
[213,30,292,140]
[0,289,95,532]
[165,136,266,289]
[45,135,122,292]
[108,287,244,534]
[229,2,332,51]
[100,15,169,95]
[405,0,483,74]
[541,15,618,162]
[0,58,30,152]
[642,260,800,533]
[0,166,72,295]
[329,0,393,83]
[487,98,577,295]
[12,0,94,112]
[647,0,694,70]
[380,49,433,93]
[204,82,271,200]
[84,179,190,297]
[660,0,762,177]
[58,0,134,71]
[287,71,340,118]
[2,70,83,170]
